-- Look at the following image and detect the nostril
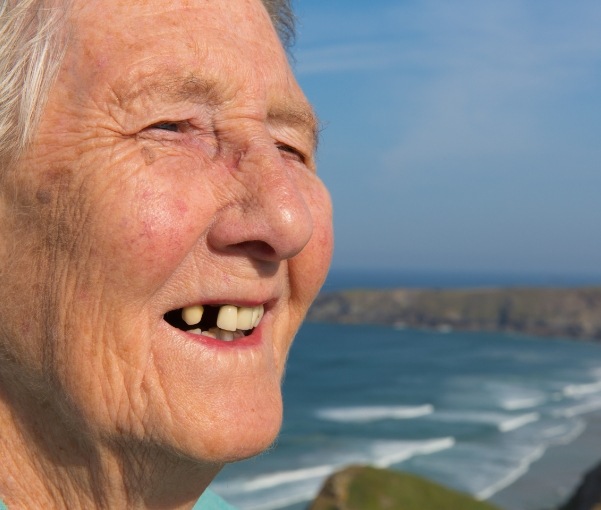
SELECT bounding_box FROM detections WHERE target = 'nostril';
[232,240,278,261]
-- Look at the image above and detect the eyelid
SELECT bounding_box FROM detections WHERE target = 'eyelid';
[147,120,189,132]
[151,121,181,132]
[276,142,308,164]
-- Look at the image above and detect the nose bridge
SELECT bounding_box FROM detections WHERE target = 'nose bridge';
[244,145,313,255]
[209,141,314,262]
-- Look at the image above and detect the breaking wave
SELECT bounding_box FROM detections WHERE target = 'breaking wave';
[316,404,434,423]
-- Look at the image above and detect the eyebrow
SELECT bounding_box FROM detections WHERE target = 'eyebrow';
[117,74,320,149]
[268,102,321,152]
[116,74,222,107]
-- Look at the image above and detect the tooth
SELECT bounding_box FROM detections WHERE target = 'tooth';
[182,305,204,326]
[236,307,254,331]
[206,327,220,339]
[253,305,264,327]
[189,328,202,335]
[217,329,235,341]
[217,305,238,332]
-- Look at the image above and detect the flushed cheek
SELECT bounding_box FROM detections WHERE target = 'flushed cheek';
[98,179,205,290]
[289,181,334,306]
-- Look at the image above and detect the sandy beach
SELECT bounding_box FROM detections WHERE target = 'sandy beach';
[490,412,601,510]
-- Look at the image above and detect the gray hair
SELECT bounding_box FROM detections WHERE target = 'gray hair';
[0,0,296,166]
[0,0,68,166]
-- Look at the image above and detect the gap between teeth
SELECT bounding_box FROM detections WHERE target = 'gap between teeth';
[182,304,264,332]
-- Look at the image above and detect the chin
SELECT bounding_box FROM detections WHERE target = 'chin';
[147,357,286,465]
[173,391,284,464]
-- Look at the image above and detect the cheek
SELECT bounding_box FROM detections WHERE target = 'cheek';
[308,179,334,266]
[99,179,205,290]
[289,180,334,306]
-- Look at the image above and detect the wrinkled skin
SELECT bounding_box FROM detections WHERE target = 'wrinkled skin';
[0,0,333,508]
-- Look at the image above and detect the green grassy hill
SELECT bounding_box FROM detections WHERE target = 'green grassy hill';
[309,465,502,510]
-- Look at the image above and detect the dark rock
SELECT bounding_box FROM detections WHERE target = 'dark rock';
[558,461,601,510]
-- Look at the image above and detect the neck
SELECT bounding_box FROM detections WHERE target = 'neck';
[0,375,221,509]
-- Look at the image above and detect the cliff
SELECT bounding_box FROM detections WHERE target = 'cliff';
[308,465,502,510]
[307,287,601,340]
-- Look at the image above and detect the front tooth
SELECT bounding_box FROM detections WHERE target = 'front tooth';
[182,305,204,326]
[217,305,238,331]
[253,305,264,327]
[236,307,254,331]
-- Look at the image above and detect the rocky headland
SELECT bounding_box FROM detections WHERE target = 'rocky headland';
[307,287,601,340]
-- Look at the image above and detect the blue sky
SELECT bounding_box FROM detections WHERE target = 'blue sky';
[292,0,601,276]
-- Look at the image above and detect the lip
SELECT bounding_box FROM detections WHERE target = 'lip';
[182,319,265,349]
[173,293,278,312]
[162,298,277,349]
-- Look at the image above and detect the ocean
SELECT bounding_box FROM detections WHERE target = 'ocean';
[212,271,601,510]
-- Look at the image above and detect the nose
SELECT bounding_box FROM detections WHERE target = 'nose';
[207,147,314,263]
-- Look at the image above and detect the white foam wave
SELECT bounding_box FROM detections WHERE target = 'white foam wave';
[553,397,601,418]
[563,380,601,397]
[500,396,546,411]
[238,465,334,492]
[498,412,540,432]
[432,410,508,426]
[475,445,546,500]
[215,437,456,504]
[552,418,586,445]
[316,404,434,423]
[373,437,455,468]
[431,410,539,432]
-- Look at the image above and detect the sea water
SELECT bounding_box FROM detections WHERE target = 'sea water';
[212,322,601,510]
[211,267,601,509]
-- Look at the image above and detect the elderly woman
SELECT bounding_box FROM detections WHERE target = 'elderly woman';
[0,0,333,508]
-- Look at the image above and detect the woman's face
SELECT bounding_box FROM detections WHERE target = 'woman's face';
[0,0,332,463]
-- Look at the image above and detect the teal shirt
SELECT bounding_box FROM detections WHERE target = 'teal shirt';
[193,489,237,509]
[0,489,236,509]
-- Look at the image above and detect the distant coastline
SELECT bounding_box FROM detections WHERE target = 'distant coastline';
[307,287,601,341]
[322,269,601,291]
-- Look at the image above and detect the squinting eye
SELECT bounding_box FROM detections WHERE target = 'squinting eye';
[150,122,180,132]
[277,143,305,164]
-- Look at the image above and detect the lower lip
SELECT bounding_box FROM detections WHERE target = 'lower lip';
[183,323,264,349]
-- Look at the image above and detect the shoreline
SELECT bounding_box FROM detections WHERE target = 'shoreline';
[490,412,601,510]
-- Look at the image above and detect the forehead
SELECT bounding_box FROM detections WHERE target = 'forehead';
[65,0,314,129]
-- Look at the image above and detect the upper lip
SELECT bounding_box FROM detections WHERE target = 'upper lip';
[165,293,279,315]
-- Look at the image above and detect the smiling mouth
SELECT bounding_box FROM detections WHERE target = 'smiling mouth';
[164,304,264,341]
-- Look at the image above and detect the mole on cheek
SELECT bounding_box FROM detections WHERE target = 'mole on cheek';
[36,190,52,204]
[141,147,157,166]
